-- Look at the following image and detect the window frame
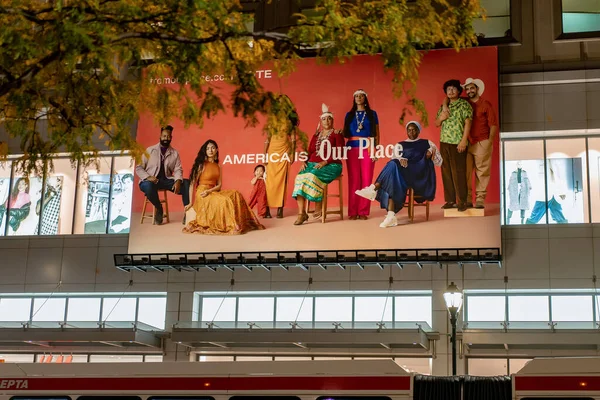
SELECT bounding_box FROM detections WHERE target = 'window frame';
[464,291,599,329]
[553,0,600,41]
[501,136,595,225]
[198,291,433,330]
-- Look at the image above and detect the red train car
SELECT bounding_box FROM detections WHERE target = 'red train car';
[1,357,599,400]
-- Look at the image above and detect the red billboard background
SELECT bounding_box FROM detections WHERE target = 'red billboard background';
[129,47,500,253]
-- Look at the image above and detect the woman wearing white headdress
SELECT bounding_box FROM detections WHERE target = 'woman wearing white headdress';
[343,89,380,220]
[291,104,345,225]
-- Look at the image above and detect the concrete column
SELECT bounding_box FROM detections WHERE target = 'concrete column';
[163,291,197,362]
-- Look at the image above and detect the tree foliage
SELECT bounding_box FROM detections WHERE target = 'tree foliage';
[0,0,481,173]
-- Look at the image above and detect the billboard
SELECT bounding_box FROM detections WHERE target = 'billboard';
[128,47,500,254]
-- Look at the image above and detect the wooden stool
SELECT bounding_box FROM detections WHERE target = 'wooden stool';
[140,189,170,224]
[307,175,344,223]
[403,188,430,222]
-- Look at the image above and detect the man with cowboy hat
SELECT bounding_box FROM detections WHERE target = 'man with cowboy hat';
[462,77,498,209]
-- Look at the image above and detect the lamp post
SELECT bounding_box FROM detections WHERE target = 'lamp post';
[443,281,463,376]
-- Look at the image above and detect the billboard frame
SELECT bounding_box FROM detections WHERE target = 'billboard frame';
[114,247,501,272]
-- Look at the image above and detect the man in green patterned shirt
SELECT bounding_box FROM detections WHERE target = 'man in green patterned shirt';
[436,79,473,212]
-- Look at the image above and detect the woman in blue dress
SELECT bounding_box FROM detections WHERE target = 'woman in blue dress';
[355,121,443,228]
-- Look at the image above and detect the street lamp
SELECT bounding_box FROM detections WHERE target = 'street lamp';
[443,281,463,376]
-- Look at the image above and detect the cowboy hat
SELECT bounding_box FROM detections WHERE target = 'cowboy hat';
[462,78,485,96]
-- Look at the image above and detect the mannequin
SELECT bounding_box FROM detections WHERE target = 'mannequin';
[507,161,531,224]
[525,158,568,224]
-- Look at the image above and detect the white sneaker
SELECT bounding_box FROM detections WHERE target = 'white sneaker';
[355,186,377,201]
[379,215,398,228]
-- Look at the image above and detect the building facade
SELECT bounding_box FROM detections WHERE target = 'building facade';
[0,0,600,376]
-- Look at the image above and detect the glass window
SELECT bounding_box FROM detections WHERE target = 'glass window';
[587,137,600,223]
[521,398,593,400]
[500,143,505,225]
[41,158,77,235]
[545,139,587,224]
[552,295,593,322]
[562,0,600,34]
[275,297,313,322]
[0,298,31,322]
[201,297,236,323]
[466,296,506,322]
[31,298,66,322]
[7,173,43,236]
[101,297,137,322]
[468,358,508,375]
[0,161,12,235]
[235,356,274,361]
[109,156,134,234]
[395,296,432,327]
[273,357,313,361]
[394,358,432,375]
[89,354,144,363]
[316,397,390,400]
[232,397,299,400]
[149,397,214,400]
[137,297,166,329]
[66,298,101,322]
[503,140,545,225]
[509,358,532,374]
[508,296,549,322]
[67,354,89,363]
[354,297,392,322]
[74,157,113,234]
[315,297,352,322]
[0,353,35,363]
[237,297,274,323]
[473,0,511,39]
[36,354,83,363]
[78,397,140,400]
[198,355,235,361]
[144,355,164,362]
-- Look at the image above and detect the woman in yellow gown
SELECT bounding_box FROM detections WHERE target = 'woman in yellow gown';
[263,95,299,219]
[183,140,264,235]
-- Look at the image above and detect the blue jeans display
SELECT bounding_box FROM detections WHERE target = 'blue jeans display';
[525,196,568,224]
[139,178,190,212]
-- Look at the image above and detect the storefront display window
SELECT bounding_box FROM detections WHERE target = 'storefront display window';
[40,158,78,235]
[545,139,587,224]
[73,157,113,234]
[0,154,134,235]
[587,137,600,223]
[0,161,12,236]
[109,156,135,234]
[503,140,545,225]
[7,173,44,236]
[502,138,590,225]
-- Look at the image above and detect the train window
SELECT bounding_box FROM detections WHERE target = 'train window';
[230,397,300,400]
[317,397,392,400]
[11,398,71,400]
[78,397,141,400]
[150,398,214,400]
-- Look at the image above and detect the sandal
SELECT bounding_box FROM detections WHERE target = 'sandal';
[294,213,309,225]
[313,210,323,219]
